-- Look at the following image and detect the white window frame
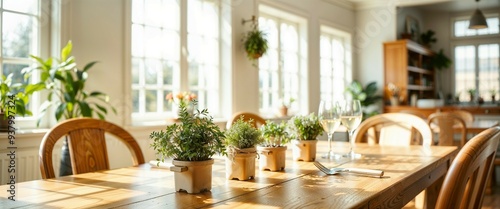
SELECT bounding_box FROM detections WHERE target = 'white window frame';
[451,13,500,103]
[258,4,307,117]
[127,0,230,125]
[452,14,499,38]
[0,0,50,129]
[319,25,352,102]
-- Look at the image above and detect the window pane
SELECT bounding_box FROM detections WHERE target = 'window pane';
[131,58,142,84]
[454,17,500,37]
[4,0,38,14]
[1,1,41,123]
[3,63,29,85]
[132,90,140,112]
[259,13,303,114]
[163,61,175,85]
[145,59,160,84]
[145,90,157,112]
[454,45,476,101]
[2,12,33,58]
[478,44,499,100]
[320,27,351,102]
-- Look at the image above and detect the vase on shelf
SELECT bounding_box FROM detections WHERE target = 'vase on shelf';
[390,97,399,106]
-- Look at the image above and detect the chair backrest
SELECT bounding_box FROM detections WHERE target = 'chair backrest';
[450,110,474,123]
[39,118,145,179]
[436,126,500,209]
[398,109,426,119]
[353,113,433,146]
[428,112,467,147]
[227,112,266,129]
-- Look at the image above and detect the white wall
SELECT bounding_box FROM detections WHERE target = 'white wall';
[354,4,398,111]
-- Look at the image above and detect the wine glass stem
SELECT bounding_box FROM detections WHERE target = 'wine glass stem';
[348,130,354,155]
[327,133,333,155]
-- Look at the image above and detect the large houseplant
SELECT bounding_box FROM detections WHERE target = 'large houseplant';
[258,121,291,171]
[224,117,263,180]
[150,101,225,193]
[345,80,382,118]
[25,40,116,176]
[288,114,324,162]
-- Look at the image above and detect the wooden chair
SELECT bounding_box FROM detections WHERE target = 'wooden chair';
[398,109,427,119]
[428,112,467,147]
[39,118,145,179]
[227,112,266,129]
[449,110,474,123]
[353,113,433,146]
[436,126,500,209]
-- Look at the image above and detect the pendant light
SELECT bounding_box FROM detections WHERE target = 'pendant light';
[468,0,488,29]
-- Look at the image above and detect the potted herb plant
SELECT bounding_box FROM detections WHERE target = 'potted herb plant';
[150,101,225,193]
[0,73,40,131]
[258,121,290,171]
[224,117,263,180]
[243,24,268,61]
[490,89,497,103]
[279,97,295,117]
[468,88,477,103]
[25,40,116,176]
[288,114,324,162]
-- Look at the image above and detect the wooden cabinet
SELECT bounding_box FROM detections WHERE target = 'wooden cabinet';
[384,40,434,105]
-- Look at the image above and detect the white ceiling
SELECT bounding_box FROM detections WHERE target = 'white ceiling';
[340,0,500,11]
[407,0,500,12]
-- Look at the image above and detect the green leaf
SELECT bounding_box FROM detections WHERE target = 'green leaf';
[79,101,92,117]
[365,82,378,96]
[55,103,67,121]
[95,104,108,115]
[25,83,46,94]
[83,61,98,72]
[61,41,72,62]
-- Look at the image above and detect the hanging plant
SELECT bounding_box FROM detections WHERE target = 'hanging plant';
[243,24,268,61]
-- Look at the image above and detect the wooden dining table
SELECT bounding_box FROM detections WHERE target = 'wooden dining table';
[0,142,457,209]
[463,120,499,134]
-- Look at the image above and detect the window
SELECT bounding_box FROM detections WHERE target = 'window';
[454,16,499,37]
[320,26,352,102]
[452,13,500,102]
[0,0,45,128]
[455,44,500,101]
[258,6,306,116]
[131,0,223,120]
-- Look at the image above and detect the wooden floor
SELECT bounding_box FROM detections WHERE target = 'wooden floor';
[483,185,500,209]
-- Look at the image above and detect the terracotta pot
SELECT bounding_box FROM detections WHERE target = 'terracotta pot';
[257,146,287,171]
[171,159,214,194]
[291,139,318,162]
[0,112,8,132]
[225,147,257,180]
[279,106,288,117]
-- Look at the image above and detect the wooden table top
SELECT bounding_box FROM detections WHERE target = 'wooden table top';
[0,142,457,209]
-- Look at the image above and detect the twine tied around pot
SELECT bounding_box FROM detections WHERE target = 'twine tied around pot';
[227,146,258,162]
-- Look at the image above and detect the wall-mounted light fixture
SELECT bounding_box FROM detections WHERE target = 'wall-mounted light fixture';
[468,0,488,29]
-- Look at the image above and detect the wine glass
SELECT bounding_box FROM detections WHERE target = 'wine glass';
[340,100,363,158]
[318,100,341,159]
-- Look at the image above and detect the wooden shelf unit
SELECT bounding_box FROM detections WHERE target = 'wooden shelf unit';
[384,40,435,105]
